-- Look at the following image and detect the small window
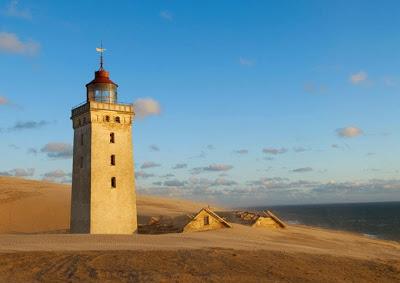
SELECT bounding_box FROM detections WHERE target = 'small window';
[105,115,110,122]
[111,154,115,166]
[83,117,87,124]
[115,116,120,123]
[78,119,81,126]
[204,215,210,226]
[80,134,84,146]
[111,177,116,188]
[110,133,115,143]
[80,156,83,168]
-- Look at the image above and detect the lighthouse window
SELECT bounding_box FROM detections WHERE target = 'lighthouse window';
[93,85,117,104]
[111,154,115,166]
[115,116,120,123]
[110,133,115,143]
[105,115,110,122]
[204,216,210,226]
[80,134,84,145]
[111,177,116,188]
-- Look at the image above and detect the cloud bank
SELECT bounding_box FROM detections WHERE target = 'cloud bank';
[350,71,368,85]
[133,98,161,119]
[336,126,363,138]
[0,32,39,56]
[41,143,73,159]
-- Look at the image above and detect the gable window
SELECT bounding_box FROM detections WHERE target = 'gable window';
[115,116,121,123]
[111,154,115,166]
[204,215,210,226]
[111,177,116,188]
[110,133,115,143]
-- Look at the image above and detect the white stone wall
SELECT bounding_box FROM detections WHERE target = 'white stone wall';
[70,102,137,234]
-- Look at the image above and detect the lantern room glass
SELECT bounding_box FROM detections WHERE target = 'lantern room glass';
[87,83,118,103]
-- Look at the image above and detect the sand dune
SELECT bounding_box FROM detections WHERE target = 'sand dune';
[0,176,216,234]
[1,176,400,282]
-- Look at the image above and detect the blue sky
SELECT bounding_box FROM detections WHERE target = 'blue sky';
[1,0,400,206]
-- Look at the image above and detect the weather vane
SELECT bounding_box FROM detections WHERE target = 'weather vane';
[96,42,106,70]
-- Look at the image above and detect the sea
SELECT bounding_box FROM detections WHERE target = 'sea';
[249,201,400,242]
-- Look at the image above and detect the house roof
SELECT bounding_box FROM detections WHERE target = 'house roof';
[234,210,286,228]
[265,210,286,228]
[188,208,232,228]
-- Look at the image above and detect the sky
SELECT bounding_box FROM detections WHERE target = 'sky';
[0,0,400,206]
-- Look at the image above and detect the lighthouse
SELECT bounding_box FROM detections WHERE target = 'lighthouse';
[70,47,137,234]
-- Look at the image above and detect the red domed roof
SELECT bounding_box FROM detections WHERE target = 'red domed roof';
[86,69,118,87]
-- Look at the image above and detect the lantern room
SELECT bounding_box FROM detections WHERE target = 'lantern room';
[86,69,118,103]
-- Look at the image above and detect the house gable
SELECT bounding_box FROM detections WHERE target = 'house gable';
[183,208,231,232]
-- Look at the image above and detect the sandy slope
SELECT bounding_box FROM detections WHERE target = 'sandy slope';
[1,176,400,282]
[0,176,216,233]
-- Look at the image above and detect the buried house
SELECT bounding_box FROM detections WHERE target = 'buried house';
[183,207,232,232]
[235,210,286,228]
[139,207,232,234]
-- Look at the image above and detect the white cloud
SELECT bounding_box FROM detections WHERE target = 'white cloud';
[212,178,237,186]
[233,149,248,154]
[149,144,159,151]
[239,57,255,67]
[9,120,49,131]
[160,173,174,178]
[4,0,31,19]
[0,96,8,105]
[42,170,71,183]
[41,143,73,159]
[133,98,161,119]
[206,144,214,150]
[11,168,34,177]
[263,147,288,155]
[0,32,39,56]
[135,171,155,179]
[164,179,185,187]
[27,147,37,155]
[160,10,173,21]
[336,126,363,138]
[172,163,187,169]
[140,161,161,169]
[0,168,35,177]
[205,164,233,171]
[137,175,400,206]
[191,164,234,174]
[43,170,66,178]
[291,167,313,173]
[293,146,308,153]
[350,71,368,85]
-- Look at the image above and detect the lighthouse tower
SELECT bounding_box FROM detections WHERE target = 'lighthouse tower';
[70,47,137,234]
